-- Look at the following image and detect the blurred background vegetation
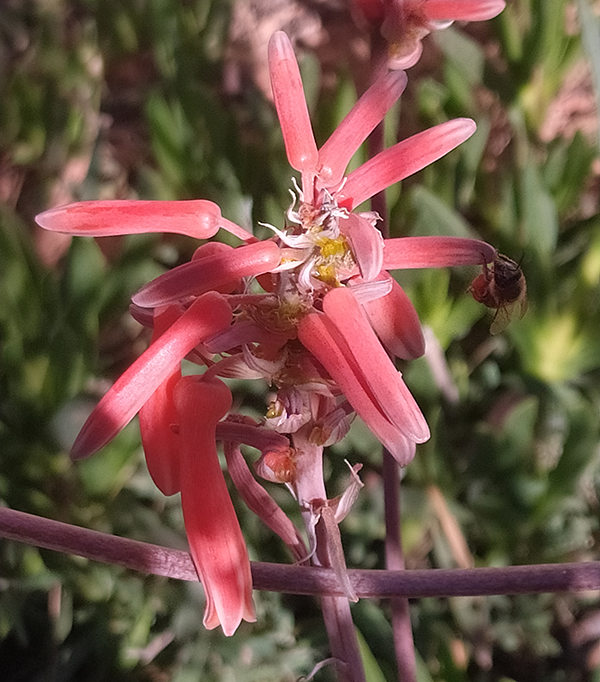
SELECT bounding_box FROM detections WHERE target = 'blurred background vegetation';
[2,0,600,680]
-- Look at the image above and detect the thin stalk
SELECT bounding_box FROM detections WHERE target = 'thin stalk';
[293,427,366,682]
[367,30,418,678]
[3,508,600,597]
[383,453,417,682]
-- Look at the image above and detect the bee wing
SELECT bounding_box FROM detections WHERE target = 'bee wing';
[489,305,514,335]
[489,294,527,335]
[515,294,528,320]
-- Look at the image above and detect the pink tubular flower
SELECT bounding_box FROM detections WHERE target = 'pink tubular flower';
[35,30,499,627]
[174,376,255,635]
[263,31,496,462]
[352,0,506,68]
[69,291,233,460]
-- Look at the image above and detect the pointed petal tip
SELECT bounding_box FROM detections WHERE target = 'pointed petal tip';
[340,117,478,207]
[35,206,61,231]
[69,435,97,461]
[457,117,477,138]
[268,31,318,173]
[204,599,257,636]
[268,30,293,59]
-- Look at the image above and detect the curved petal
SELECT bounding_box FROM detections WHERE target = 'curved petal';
[70,292,232,459]
[297,311,423,465]
[132,241,281,308]
[355,273,425,360]
[174,376,255,635]
[318,71,407,188]
[337,118,476,208]
[215,420,291,453]
[388,38,425,71]
[338,212,384,282]
[139,369,182,495]
[192,243,241,294]
[192,242,234,260]
[322,287,429,442]
[223,442,307,562]
[383,236,497,269]
[424,0,505,21]
[138,306,184,496]
[205,319,292,354]
[269,32,318,173]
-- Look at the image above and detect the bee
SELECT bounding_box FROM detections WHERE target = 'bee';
[469,254,527,334]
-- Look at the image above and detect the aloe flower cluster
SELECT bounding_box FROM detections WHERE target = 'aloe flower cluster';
[352,0,506,68]
[36,8,503,638]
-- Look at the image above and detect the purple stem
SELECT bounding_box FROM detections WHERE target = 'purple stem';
[3,507,600,598]
[292,426,366,682]
[367,36,417,678]
[320,595,367,682]
[383,453,417,682]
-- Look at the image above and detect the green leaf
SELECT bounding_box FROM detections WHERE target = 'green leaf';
[519,162,559,257]
[411,186,478,239]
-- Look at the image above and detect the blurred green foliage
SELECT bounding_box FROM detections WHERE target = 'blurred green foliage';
[2,0,600,680]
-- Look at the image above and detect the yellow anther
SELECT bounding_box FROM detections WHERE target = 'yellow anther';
[316,236,349,258]
[266,402,283,419]
[316,263,338,285]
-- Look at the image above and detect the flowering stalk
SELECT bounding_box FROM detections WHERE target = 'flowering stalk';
[34,22,503,674]
[4,507,600,599]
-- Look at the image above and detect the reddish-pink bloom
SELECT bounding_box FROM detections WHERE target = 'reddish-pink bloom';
[35,30,498,629]
[352,0,506,68]
[174,376,255,635]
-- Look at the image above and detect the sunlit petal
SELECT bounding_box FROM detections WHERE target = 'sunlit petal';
[354,273,425,360]
[175,377,255,635]
[298,311,422,465]
[70,293,232,459]
[383,236,497,269]
[269,32,318,173]
[424,0,505,21]
[138,306,183,496]
[322,288,429,442]
[338,212,384,282]
[338,118,476,208]
[35,199,256,241]
[318,71,407,188]
[132,241,281,308]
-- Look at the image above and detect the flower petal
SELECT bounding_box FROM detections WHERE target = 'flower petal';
[338,212,384,281]
[70,292,232,459]
[318,71,407,188]
[354,273,425,360]
[322,287,429,442]
[139,369,182,495]
[138,306,184,496]
[337,118,477,208]
[215,420,291,454]
[223,442,307,562]
[269,32,318,173]
[35,200,254,241]
[132,241,281,308]
[297,311,423,465]
[424,0,506,21]
[205,319,292,354]
[174,376,255,635]
[382,236,497,269]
